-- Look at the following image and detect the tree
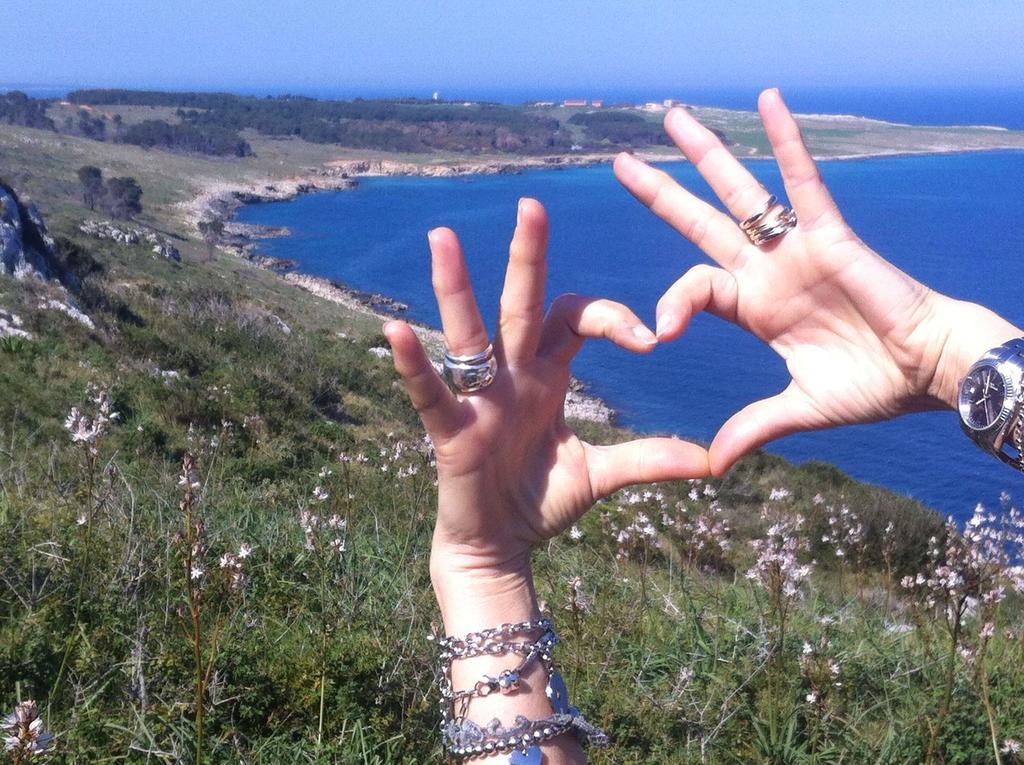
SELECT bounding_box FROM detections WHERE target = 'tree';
[0,90,55,130]
[197,219,224,261]
[75,111,106,140]
[76,166,104,211]
[103,176,142,219]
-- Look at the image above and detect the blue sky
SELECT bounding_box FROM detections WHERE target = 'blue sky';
[3,0,1023,97]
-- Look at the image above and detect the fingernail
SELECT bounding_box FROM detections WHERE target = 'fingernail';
[632,324,657,345]
[615,152,642,181]
[655,313,675,338]
[517,198,524,226]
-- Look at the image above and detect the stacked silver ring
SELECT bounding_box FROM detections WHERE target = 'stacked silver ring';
[443,344,498,393]
[739,194,798,246]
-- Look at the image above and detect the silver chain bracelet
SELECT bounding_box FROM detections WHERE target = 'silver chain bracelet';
[433,617,609,762]
[437,618,553,655]
[442,629,558,712]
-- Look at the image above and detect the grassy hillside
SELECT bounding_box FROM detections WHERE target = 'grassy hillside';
[1,120,1023,764]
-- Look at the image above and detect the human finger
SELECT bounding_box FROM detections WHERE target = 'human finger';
[584,437,710,499]
[614,152,750,270]
[429,227,492,358]
[758,88,845,235]
[655,264,739,342]
[663,106,773,224]
[496,198,549,363]
[383,320,464,440]
[537,293,657,366]
[708,385,828,476]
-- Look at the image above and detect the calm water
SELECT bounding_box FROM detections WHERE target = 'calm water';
[237,151,1024,519]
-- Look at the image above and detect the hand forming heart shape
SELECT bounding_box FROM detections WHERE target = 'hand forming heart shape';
[384,88,1020,588]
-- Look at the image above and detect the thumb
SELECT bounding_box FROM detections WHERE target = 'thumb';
[584,437,710,499]
[708,386,827,476]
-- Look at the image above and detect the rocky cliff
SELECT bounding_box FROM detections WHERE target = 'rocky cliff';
[0,181,96,333]
[0,181,58,281]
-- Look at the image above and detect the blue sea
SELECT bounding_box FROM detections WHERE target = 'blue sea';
[236,149,1024,520]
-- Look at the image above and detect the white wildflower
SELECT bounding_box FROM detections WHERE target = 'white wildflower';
[3,699,54,756]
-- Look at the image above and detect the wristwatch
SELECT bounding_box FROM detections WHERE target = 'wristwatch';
[958,338,1024,470]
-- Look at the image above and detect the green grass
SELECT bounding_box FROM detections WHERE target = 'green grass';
[0,227,1019,764]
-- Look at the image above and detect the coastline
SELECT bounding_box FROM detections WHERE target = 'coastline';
[3,99,1016,515]
[180,151,672,228]
[279,273,615,424]
[181,155,631,424]
[182,140,1024,228]
[181,141,1023,427]
[184,160,621,423]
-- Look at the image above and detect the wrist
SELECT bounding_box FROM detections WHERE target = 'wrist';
[430,542,539,636]
[926,294,1023,410]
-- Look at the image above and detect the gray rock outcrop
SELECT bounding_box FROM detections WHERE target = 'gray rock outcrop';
[1,182,97,332]
[152,240,182,262]
[0,308,32,339]
[79,219,181,262]
[1,183,56,280]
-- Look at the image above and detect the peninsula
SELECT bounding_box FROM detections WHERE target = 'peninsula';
[4,87,1023,263]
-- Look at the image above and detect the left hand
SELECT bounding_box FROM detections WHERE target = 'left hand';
[384,199,709,586]
[614,89,1020,476]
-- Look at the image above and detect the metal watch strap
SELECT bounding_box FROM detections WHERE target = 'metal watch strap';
[979,337,1024,365]
[972,338,1024,470]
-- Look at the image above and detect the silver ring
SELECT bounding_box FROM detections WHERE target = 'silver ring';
[443,344,497,393]
[746,207,797,245]
[739,194,778,231]
[740,193,797,245]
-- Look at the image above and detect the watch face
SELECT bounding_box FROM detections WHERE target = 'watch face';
[959,365,1008,430]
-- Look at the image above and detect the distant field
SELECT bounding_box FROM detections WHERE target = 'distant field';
[49,101,187,127]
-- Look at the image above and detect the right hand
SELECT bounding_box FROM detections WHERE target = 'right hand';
[615,88,1021,476]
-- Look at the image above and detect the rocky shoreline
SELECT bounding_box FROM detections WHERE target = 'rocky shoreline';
[180,151,631,228]
[181,171,359,229]
[179,150,670,426]
[281,273,614,423]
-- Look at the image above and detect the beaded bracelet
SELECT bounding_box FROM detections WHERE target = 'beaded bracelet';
[447,714,575,761]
